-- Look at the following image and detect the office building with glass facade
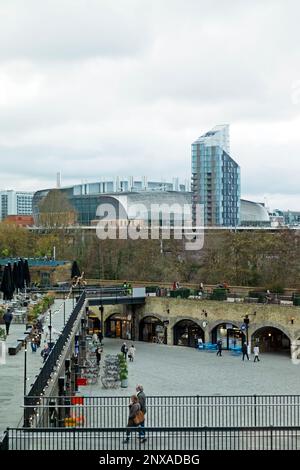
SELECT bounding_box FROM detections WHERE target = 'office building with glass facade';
[192,125,241,226]
[0,190,33,221]
[33,178,190,226]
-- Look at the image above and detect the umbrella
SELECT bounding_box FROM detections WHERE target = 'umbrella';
[0,265,14,300]
[17,259,25,289]
[71,261,81,279]
[7,263,15,297]
[12,262,18,291]
[24,259,31,286]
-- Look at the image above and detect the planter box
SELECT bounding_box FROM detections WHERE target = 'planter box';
[76,378,87,386]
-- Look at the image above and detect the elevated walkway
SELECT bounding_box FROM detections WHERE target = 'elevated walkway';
[86,287,146,306]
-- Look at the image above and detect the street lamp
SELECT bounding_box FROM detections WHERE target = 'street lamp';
[49,309,52,347]
[243,312,256,349]
[99,305,104,342]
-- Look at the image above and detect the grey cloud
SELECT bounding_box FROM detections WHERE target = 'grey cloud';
[0,0,299,211]
[0,0,151,61]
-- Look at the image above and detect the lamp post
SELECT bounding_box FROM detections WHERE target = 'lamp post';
[63,291,66,326]
[99,305,104,343]
[49,309,52,348]
[23,337,28,427]
[244,315,250,344]
[243,312,256,352]
[23,339,27,397]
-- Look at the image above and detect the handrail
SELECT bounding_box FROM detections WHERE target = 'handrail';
[24,291,86,425]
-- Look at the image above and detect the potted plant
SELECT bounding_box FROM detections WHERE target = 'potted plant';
[0,327,6,341]
[120,367,128,388]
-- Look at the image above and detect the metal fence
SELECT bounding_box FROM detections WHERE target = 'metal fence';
[24,292,86,424]
[24,394,300,429]
[4,426,300,450]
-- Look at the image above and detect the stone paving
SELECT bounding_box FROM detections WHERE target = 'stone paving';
[83,338,300,397]
[0,298,73,437]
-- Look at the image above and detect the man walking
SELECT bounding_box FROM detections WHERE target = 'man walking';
[253,345,260,362]
[121,342,128,360]
[242,342,249,361]
[3,309,13,335]
[216,339,222,357]
[136,384,147,443]
[95,346,103,366]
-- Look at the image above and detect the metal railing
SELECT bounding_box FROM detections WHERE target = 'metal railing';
[4,426,300,450]
[24,292,86,424]
[24,394,300,429]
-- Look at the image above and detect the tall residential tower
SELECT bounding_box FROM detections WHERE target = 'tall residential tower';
[191,124,240,226]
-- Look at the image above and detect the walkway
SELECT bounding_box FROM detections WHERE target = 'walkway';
[0,298,73,436]
[82,338,300,397]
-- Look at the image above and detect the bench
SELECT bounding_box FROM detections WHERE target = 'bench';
[8,329,32,355]
[8,340,23,355]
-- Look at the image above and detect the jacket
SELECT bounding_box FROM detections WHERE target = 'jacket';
[129,402,140,420]
[137,391,147,413]
[3,312,13,323]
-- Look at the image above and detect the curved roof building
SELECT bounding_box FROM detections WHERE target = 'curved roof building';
[240,199,270,225]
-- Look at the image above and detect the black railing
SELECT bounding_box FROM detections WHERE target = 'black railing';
[4,426,300,450]
[24,292,86,425]
[24,394,300,429]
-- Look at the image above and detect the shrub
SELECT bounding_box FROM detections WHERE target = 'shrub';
[265,285,285,295]
[211,288,227,301]
[0,327,6,341]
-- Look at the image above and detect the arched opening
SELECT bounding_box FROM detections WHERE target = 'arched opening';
[139,316,166,344]
[251,327,291,354]
[87,312,101,334]
[105,313,132,340]
[211,323,245,350]
[174,319,204,348]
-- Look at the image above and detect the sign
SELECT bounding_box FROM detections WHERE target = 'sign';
[241,323,247,331]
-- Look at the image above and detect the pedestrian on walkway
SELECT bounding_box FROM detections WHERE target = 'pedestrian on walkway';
[253,345,260,362]
[3,309,13,335]
[216,339,222,357]
[123,395,141,444]
[97,330,103,345]
[121,342,128,360]
[95,346,103,366]
[41,343,50,362]
[242,342,249,361]
[128,344,136,362]
[136,384,147,443]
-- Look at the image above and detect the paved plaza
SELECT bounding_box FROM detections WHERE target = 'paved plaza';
[84,338,300,397]
[0,298,74,436]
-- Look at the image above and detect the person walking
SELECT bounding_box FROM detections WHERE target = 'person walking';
[128,344,136,362]
[121,342,128,360]
[253,345,260,362]
[242,342,249,361]
[136,384,147,443]
[216,339,222,357]
[97,330,103,345]
[123,395,141,444]
[95,346,103,366]
[30,327,39,352]
[3,309,13,335]
[41,343,50,363]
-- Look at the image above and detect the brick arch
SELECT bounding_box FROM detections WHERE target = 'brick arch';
[250,322,293,342]
[208,319,240,335]
[172,316,205,330]
[139,313,167,324]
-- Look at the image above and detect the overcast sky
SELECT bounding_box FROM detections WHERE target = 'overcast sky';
[0,0,300,210]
